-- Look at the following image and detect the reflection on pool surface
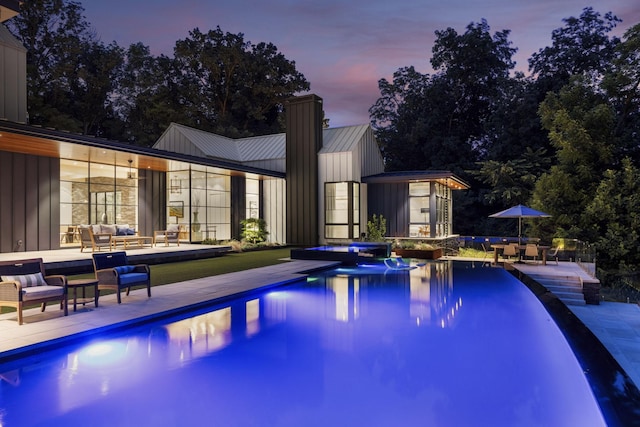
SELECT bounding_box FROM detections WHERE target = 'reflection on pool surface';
[0,261,605,426]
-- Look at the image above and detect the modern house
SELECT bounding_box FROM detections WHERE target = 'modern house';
[0,5,468,254]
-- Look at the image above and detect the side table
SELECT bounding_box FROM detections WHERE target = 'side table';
[67,278,99,312]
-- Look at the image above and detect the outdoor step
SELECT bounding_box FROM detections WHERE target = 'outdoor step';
[545,285,583,295]
[561,297,587,306]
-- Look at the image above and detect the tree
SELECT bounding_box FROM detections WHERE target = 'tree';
[529,7,621,93]
[531,77,616,240]
[370,19,517,176]
[115,44,188,146]
[172,27,309,138]
[584,158,640,270]
[471,147,550,206]
[601,23,640,162]
[6,0,124,136]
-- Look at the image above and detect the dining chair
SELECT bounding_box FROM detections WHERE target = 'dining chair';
[502,243,518,261]
[524,244,539,263]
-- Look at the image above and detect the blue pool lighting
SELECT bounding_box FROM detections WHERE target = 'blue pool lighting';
[0,261,613,426]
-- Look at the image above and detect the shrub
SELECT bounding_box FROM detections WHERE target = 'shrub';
[367,214,386,241]
[241,218,269,244]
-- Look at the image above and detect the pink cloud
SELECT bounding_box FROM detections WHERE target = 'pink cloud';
[82,0,639,128]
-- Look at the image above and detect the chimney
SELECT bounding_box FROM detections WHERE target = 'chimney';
[285,94,323,246]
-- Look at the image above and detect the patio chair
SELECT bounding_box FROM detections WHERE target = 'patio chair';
[154,224,182,246]
[524,244,539,263]
[79,226,112,252]
[0,258,68,324]
[481,243,495,265]
[502,243,518,261]
[92,252,151,304]
[547,247,560,265]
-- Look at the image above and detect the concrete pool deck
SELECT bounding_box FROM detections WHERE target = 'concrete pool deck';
[0,257,639,393]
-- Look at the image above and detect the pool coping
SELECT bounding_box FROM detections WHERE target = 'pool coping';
[511,268,640,427]
[0,259,340,364]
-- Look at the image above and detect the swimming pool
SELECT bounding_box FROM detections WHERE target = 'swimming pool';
[0,261,606,426]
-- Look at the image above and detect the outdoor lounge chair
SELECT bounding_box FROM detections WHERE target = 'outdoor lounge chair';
[384,257,415,270]
[79,226,112,252]
[0,258,68,324]
[92,252,151,304]
[154,224,182,246]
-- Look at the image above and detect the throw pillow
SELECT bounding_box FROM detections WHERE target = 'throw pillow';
[116,226,127,236]
[114,266,135,274]
[126,228,136,235]
[1,272,47,287]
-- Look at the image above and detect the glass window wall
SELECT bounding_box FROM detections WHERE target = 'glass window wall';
[325,182,359,239]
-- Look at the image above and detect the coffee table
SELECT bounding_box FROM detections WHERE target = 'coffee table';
[67,278,99,312]
[111,235,154,250]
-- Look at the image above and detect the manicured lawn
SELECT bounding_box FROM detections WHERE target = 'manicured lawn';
[1,248,292,314]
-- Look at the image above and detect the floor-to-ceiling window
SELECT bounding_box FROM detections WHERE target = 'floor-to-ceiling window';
[165,164,231,242]
[246,177,260,219]
[435,182,451,237]
[409,182,430,237]
[60,159,138,246]
[325,182,359,239]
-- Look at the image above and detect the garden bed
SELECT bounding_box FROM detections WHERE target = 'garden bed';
[394,248,443,260]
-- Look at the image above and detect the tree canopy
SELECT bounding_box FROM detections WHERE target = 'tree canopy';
[6,0,309,143]
[371,9,640,270]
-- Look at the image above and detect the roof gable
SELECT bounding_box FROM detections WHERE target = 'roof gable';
[319,124,369,154]
[153,123,380,169]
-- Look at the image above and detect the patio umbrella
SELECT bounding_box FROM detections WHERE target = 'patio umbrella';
[489,204,551,245]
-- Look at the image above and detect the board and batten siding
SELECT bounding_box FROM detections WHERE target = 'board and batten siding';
[0,151,60,253]
[0,25,27,123]
[359,127,385,177]
[285,94,323,246]
[136,169,166,238]
[367,182,409,238]
[242,159,285,173]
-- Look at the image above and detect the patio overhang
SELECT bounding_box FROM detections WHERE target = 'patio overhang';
[362,170,469,190]
[0,120,285,179]
[0,0,20,22]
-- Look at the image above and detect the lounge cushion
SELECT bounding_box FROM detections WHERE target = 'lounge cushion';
[22,285,64,301]
[101,224,117,235]
[1,272,47,288]
[118,272,149,286]
[114,265,135,274]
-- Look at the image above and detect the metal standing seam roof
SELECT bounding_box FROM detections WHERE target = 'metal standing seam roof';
[319,124,369,154]
[235,133,286,161]
[168,123,371,163]
[172,124,242,161]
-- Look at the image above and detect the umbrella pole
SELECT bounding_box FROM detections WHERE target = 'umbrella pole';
[516,217,523,262]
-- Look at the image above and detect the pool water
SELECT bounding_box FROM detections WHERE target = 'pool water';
[0,261,605,426]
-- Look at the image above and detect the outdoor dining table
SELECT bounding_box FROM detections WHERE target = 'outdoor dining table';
[491,244,551,265]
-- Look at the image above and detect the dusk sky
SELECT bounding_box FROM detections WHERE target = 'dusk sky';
[81,0,639,128]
